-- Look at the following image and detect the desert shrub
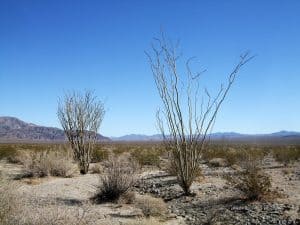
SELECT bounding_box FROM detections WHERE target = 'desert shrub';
[6,150,24,164]
[203,146,265,167]
[90,163,103,174]
[92,156,138,203]
[225,152,271,201]
[20,151,75,178]
[47,152,76,177]
[0,144,18,160]
[132,149,160,167]
[134,195,167,218]
[91,149,109,163]
[272,146,300,165]
[0,176,18,224]
[118,191,136,204]
[113,146,130,156]
[21,151,49,177]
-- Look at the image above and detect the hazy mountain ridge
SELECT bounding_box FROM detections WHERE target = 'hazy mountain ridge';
[111,131,300,142]
[0,116,110,142]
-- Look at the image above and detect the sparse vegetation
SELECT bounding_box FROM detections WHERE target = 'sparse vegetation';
[91,148,110,163]
[0,142,299,224]
[272,146,300,165]
[92,156,138,203]
[0,176,19,224]
[225,151,272,201]
[132,148,161,167]
[0,176,93,225]
[134,195,168,218]
[19,150,75,178]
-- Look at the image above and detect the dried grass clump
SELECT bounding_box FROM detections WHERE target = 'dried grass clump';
[134,195,167,218]
[225,152,271,201]
[0,176,19,224]
[118,191,136,204]
[90,163,103,174]
[92,156,139,203]
[19,151,76,178]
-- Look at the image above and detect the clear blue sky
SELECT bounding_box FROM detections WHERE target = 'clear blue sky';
[0,0,299,136]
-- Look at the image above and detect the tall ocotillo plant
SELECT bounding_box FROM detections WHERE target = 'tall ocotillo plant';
[146,33,254,195]
[57,90,105,174]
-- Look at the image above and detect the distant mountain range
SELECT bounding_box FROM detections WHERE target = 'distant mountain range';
[0,116,110,142]
[111,131,300,144]
[1,116,300,144]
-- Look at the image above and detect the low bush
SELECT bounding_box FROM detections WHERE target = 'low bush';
[90,163,103,174]
[92,156,138,203]
[118,191,136,204]
[19,151,75,178]
[0,144,18,161]
[132,149,161,167]
[225,152,271,201]
[134,195,167,218]
[91,149,109,163]
[203,146,265,167]
[0,176,19,224]
[272,146,300,165]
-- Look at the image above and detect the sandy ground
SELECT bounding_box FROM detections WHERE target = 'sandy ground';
[0,160,185,225]
[1,158,299,224]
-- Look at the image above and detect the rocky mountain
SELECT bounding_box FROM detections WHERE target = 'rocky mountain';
[0,116,110,142]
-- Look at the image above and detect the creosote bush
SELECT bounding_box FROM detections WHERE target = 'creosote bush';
[92,156,138,203]
[225,151,271,201]
[272,146,300,165]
